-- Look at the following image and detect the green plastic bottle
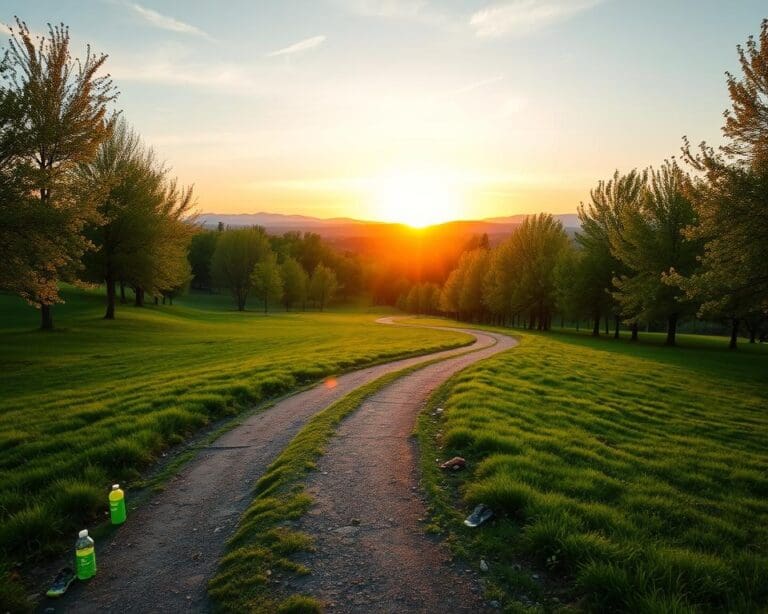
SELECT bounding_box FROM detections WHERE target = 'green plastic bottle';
[109,484,126,525]
[75,529,96,580]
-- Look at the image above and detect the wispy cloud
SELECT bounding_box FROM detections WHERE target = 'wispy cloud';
[128,2,212,40]
[470,0,603,38]
[337,0,428,19]
[449,75,505,96]
[334,0,456,30]
[0,22,11,36]
[266,35,326,58]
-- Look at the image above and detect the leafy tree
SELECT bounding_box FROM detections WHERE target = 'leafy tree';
[458,249,489,321]
[250,252,283,314]
[482,240,518,325]
[611,161,700,346]
[211,227,270,311]
[554,243,591,328]
[440,264,465,318]
[77,119,157,318]
[309,264,338,312]
[142,178,195,303]
[678,19,768,348]
[505,214,568,330]
[281,257,308,311]
[1,19,117,328]
[188,229,218,291]
[577,170,646,337]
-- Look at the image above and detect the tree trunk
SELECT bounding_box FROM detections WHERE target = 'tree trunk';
[604,316,609,335]
[576,320,580,332]
[105,273,116,320]
[749,328,756,343]
[135,287,144,307]
[592,313,600,337]
[614,315,620,339]
[40,304,53,330]
[729,318,739,350]
[665,313,678,346]
[120,280,127,304]
[631,322,638,342]
[264,295,268,314]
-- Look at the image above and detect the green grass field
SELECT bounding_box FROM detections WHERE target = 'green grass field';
[0,289,470,607]
[410,318,768,612]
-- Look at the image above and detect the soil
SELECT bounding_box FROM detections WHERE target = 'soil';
[39,320,514,613]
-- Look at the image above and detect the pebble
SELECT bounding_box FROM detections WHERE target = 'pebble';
[480,559,489,572]
[489,600,500,609]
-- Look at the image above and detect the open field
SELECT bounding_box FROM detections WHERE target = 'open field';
[411,318,768,612]
[0,289,470,604]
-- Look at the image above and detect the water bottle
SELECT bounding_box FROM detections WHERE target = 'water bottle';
[109,484,126,525]
[75,529,96,580]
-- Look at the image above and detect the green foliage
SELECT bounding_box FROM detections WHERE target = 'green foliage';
[308,263,338,311]
[251,252,284,314]
[77,119,195,318]
[676,19,768,346]
[281,257,309,311]
[417,321,768,612]
[211,227,271,310]
[188,230,219,291]
[0,19,117,328]
[0,286,469,603]
[576,169,646,331]
[611,161,700,345]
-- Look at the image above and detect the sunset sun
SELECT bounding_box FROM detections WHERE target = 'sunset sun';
[372,171,462,228]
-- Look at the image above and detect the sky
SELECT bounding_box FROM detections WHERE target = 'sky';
[1,1,766,223]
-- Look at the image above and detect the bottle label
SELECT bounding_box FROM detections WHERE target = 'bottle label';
[76,547,96,579]
[110,497,127,524]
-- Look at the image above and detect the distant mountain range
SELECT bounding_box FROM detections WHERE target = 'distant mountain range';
[194,212,580,239]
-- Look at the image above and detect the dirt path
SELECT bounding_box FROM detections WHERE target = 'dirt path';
[45,321,506,613]
[289,325,517,613]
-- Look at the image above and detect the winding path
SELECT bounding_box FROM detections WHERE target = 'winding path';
[290,322,517,612]
[48,319,515,613]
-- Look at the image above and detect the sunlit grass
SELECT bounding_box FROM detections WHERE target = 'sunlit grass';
[415,319,768,612]
[0,288,469,608]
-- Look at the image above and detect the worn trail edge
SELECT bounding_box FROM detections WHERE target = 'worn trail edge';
[289,320,518,613]
[50,320,511,613]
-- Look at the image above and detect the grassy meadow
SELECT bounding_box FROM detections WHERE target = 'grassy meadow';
[412,319,768,612]
[0,289,470,602]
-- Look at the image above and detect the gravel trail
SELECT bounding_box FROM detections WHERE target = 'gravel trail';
[45,321,503,613]
[290,325,517,613]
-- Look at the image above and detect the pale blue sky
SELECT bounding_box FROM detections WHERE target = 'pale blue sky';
[2,1,765,222]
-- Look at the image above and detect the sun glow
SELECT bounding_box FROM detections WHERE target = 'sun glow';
[372,170,463,227]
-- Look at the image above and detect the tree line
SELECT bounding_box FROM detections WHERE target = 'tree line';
[0,20,194,328]
[411,19,768,349]
[190,225,350,312]
[188,226,365,312]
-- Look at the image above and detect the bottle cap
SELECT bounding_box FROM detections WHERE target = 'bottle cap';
[79,529,88,538]
[112,484,119,490]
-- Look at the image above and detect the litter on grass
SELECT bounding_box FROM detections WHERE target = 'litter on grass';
[439,456,466,471]
[464,503,493,528]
